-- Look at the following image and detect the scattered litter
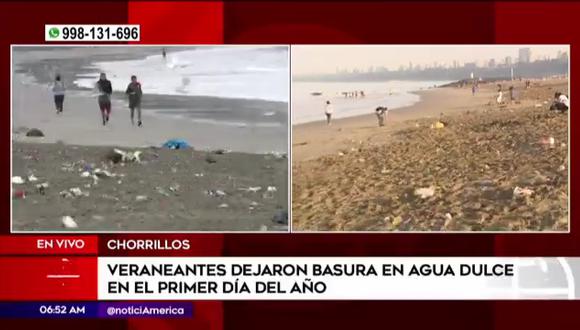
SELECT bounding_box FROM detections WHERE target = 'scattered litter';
[113,148,142,163]
[80,171,91,178]
[534,103,542,108]
[155,186,170,197]
[267,186,277,192]
[92,215,105,221]
[358,158,365,163]
[169,183,180,193]
[212,149,230,155]
[218,203,229,208]
[431,121,445,129]
[171,167,178,173]
[513,186,534,198]
[62,216,78,229]
[12,176,24,184]
[338,152,345,156]
[27,174,38,182]
[68,187,88,197]
[162,139,190,150]
[414,186,435,199]
[205,189,227,198]
[559,165,566,171]
[267,151,287,160]
[194,173,204,177]
[94,168,113,178]
[381,167,389,174]
[239,186,262,193]
[135,195,148,202]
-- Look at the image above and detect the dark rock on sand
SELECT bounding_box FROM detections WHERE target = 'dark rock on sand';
[26,128,44,137]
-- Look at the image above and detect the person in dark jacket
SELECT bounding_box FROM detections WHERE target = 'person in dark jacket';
[125,75,143,126]
[95,73,113,125]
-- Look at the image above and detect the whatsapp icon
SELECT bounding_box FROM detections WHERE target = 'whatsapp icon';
[48,27,60,39]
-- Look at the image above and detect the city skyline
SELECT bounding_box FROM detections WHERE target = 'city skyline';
[292,45,569,76]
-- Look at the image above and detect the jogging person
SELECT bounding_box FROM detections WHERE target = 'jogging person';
[95,73,113,125]
[125,75,143,126]
[51,74,65,114]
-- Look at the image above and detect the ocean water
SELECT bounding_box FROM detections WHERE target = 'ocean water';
[74,46,289,102]
[292,80,451,124]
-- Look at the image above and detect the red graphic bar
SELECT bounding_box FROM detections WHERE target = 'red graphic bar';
[0,236,99,255]
[0,257,97,300]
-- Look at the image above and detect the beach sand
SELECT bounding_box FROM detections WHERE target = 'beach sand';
[292,79,568,231]
[12,47,289,232]
[13,143,288,232]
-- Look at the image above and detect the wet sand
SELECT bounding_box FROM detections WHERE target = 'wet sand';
[292,79,569,231]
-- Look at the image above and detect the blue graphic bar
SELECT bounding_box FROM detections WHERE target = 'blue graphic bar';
[0,302,194,318]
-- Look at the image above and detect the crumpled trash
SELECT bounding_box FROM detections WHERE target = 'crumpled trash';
[27,174,38,182]
[194,173,204,177]
[267,151,287,160]
[238,186,262,193]
[414,186,435,199]
[169,183,180,193]
[94,168,114,178]
[431,121,445,129]
[135,195,148,202]
[205,189,226,198]
[60,187,88,198]
[12,176,25,184]
[513,186,534,198]
[262,186,277,199]
[62,216,78,229]
[218,203,229,208]
[155,186,170,197]
[162,139,190,149]
[80,171,91,178]
[114,148,142,163]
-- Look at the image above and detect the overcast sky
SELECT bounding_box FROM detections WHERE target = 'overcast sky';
[292,45,569,75]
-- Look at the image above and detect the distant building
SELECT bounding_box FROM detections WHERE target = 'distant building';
[464,62,477,70]
[488,59,496,68]
[519,48,531,63]
[505,56,513,67]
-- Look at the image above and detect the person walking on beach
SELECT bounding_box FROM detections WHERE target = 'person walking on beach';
[375,106,388,127]
[324,100,334,125]
[125,75,143,127]
[51,74,65,114]
[95,73,113,126]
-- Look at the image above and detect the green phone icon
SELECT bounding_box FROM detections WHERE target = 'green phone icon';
[48,27,60,38]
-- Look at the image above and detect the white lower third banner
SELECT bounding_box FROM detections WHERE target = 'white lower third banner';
[98,257,580,300]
